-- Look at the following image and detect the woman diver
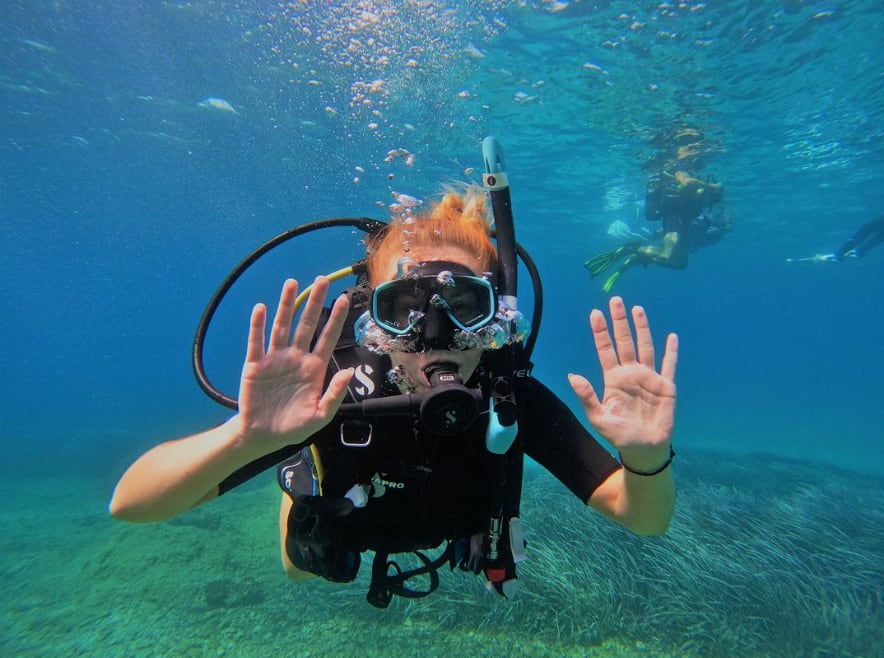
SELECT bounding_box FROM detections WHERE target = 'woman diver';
[110,180,678,607]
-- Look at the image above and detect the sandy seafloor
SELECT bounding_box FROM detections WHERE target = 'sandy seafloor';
[2,449,880,658]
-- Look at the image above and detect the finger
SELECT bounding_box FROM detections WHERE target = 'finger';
[317,368,354,417]
[567,373,600,414]
[590,308,619,372]
[312,294,350,361]
[245,303,267,363]
[269,279,299,351]
[660,332,679,382]
[609,296,637,363]
[292,276,330,352]
[631,305,655,368]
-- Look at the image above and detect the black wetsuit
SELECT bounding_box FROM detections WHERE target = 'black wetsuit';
[836,215,884,260]
[217,375,620,549]
[646,169,724,240]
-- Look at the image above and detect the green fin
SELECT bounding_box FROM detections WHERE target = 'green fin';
[585,245,629,277]
[602,269,623,293]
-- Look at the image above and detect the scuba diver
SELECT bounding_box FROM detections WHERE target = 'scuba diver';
[586,128,728,292]
[110,138,678,608]
[786,215,884,263]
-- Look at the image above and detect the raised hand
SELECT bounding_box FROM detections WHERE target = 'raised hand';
[237,277,353,453]
[568,296,677,459]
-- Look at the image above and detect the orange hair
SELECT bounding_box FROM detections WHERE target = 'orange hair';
[366,186,498,282]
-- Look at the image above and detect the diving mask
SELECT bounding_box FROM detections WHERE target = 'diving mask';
[355,260,529,353]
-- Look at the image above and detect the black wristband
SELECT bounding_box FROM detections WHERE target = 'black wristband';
[619,445,676,476]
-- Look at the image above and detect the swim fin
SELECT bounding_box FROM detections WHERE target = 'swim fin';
[602,269,623,293]
[585,245,632,277]
[601,253,641,293]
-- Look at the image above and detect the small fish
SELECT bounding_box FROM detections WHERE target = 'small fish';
[582,62,608,75]
[197,97,238,114]
[18,38,57,54]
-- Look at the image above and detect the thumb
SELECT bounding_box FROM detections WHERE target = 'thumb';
[568,373,600,414]
[317,368,354,417]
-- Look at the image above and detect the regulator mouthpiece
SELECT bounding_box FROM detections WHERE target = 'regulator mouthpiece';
[420,362,481,436]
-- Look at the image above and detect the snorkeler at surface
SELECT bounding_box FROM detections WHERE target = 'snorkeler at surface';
[786,215,884,263]
[110,172,678,607]
[586,128,728,292]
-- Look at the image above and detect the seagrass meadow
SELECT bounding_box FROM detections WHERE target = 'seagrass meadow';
[2,449,880,657]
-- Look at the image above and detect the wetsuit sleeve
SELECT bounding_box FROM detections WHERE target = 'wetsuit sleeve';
[521,378,620,502]
[216,419,342,495]
[217,445,300,496]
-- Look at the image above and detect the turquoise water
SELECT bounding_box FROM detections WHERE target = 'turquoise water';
[1,1,882,656]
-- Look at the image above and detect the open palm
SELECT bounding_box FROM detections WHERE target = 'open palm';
[237,278,353,452]
[568,297,677,451]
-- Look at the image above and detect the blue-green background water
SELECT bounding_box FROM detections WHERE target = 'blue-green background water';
[1,2,882,656]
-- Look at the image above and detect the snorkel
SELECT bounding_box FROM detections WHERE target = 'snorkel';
[482,136,520,443]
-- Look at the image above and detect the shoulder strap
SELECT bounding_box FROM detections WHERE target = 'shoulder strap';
[470,345,532,597]
[313,284,392,404]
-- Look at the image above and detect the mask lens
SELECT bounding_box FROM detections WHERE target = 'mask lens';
[373,281,428,334]
[371,275,495,337]
[438,278,494,330]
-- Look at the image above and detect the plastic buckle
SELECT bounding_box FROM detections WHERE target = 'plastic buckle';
[340,420,373,447]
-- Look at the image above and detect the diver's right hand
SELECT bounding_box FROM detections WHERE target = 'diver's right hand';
[235,277,353,455]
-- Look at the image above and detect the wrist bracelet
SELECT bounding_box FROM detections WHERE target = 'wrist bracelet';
[619,445,676,476]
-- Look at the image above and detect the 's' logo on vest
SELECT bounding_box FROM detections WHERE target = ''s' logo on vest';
[352,364,375,398]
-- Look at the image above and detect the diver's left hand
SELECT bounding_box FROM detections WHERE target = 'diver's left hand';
[568,297,677,465]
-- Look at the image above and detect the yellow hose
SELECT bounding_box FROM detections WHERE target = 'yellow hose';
[293,266,355,313]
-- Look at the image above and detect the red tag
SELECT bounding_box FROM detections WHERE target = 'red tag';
[485,567,506,583]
